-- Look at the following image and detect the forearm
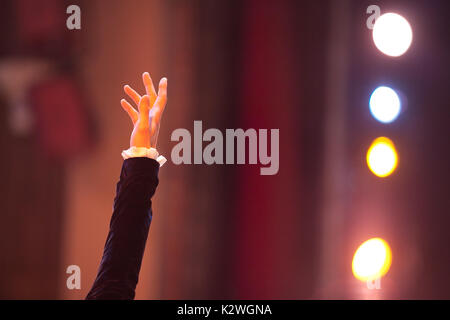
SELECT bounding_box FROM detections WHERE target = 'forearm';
[86,71,167,300]
[86,157,159,300]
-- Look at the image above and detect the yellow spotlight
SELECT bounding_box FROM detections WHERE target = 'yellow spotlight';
[373,13,413,57]
[352,238,392,281]
[366,137,398,178]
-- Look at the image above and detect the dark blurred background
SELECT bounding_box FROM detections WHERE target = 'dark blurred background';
[0,0,448,299]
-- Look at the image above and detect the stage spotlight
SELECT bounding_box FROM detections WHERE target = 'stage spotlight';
[373,13,413,57]
[352,238,392,282]
[369,86,401,123]
[366,137,398,178]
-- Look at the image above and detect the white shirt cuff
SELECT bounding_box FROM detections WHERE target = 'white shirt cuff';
[121,147,167,167]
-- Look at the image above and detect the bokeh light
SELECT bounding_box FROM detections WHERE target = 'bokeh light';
[373,13,413,57]
[352,238,392,282]
[366,137,398,178]
[369,86,401,123]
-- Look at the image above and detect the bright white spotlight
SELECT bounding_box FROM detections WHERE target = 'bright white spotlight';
[373,13,413,57]
[369,86,401,123]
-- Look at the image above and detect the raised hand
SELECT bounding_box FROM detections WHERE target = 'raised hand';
[120,72,168,149]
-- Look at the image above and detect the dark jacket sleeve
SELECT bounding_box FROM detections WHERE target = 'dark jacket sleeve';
[86,157,159,300]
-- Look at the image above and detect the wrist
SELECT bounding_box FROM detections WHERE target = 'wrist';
[121,146,167,167]
[130,128,151,148]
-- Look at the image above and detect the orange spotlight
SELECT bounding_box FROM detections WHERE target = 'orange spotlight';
[366,137,398,178]
[352,238,392,282]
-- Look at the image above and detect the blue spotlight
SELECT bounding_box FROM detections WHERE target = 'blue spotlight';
[369,86,401,123]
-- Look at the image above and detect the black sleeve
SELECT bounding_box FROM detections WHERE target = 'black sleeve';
[86,157,159,300]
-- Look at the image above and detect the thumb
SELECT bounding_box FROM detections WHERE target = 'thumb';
[138,95,150,121]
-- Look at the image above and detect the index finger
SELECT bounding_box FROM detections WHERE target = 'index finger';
[153,77,168,124]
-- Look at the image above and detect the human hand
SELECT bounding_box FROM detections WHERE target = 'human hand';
[120,72,168,149]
